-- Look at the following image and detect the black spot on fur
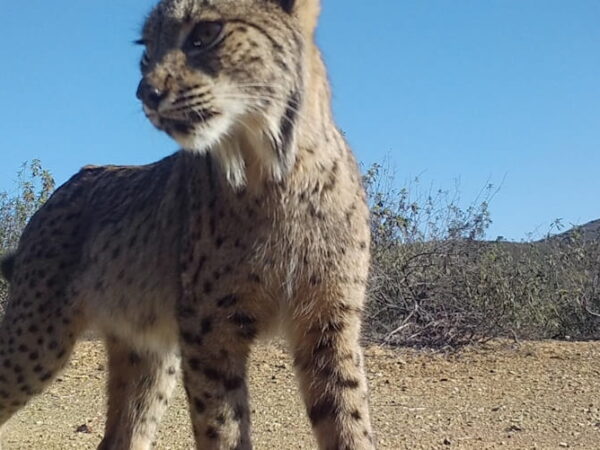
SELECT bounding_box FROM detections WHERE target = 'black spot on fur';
[203,367,222,381]
[230,312,255,327]
[309,396,339,425]
[182,331,202,346]
[233,404,245,421]
[206,426,219,440]
[230,313,257,340]
[178,305,197,319]
[248,273,261,283]
[129,352,141,365]
[194,397,206,414]
[188,358,201,371]
[274,0,295,13]
[217,295,238,308]
[276,90,301,163]
[1,253,15,282]
[223,376,243,391]
[40,372,53,382]
[201,316,213,335]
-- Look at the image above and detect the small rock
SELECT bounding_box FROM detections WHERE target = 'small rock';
[443,438,451,446]
[75,424,92,434]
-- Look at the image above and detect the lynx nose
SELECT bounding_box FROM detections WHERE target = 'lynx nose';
[136,79,166,111]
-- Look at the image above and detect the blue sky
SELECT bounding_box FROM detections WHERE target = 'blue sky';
[0,0,598,240]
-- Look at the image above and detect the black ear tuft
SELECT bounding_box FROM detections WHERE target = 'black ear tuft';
[276,0,296,13]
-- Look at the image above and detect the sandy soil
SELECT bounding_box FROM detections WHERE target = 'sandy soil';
[2,339,600,449]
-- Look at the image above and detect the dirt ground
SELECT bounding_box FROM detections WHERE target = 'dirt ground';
[2,339,600,449]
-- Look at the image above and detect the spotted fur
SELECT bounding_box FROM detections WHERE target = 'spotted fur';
[0,255,15,283]
[0,0,375,449]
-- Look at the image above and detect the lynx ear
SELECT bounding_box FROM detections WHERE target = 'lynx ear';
[272,0,321,35]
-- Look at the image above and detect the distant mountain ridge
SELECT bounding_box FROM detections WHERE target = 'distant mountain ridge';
[551,219,600,242]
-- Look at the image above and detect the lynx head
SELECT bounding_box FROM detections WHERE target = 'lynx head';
[136,0,321,187]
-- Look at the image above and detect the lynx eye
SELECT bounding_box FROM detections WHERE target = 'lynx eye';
[141,51,150,67]
[185,21,223,51]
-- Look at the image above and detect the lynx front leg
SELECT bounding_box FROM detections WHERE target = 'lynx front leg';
[98,337,179,450]
[178,300,256,450]
[287,290,376,450]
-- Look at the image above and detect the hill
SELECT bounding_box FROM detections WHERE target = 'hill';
[557,218,600,242]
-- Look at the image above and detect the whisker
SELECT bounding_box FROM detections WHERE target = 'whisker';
[171,91,211,107]
[190,109,217,125]
[233,83,281,90]
[164,101,212,115]
[245,104,306,129]
[225,89,293,99]
[222,95,306,125]
[218,94,308,122]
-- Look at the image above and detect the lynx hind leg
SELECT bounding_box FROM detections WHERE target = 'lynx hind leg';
[287,290,376,449]
[98,337,179,450]
[0,268,87,434]
[0,167,96,439]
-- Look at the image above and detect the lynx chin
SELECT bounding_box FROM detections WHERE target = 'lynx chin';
[0,0,375,448]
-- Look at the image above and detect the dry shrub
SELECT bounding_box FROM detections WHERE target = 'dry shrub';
[0,160,54,310]
[363,164,600,348]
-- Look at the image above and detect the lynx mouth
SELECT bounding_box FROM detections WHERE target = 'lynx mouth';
[152,110,221,136]
[162,118,195,136]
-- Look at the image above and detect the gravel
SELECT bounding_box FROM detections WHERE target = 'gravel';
[3,339,600,449]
